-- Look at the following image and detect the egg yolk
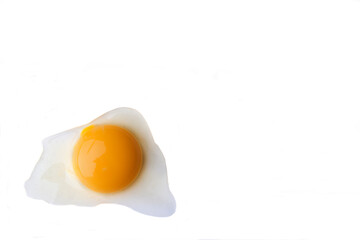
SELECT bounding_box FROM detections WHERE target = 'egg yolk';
[72,125,143,193]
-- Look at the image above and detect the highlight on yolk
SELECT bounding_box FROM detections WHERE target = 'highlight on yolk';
[72,124,143,193]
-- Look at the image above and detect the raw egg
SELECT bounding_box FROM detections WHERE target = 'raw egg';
[25,108,176,217]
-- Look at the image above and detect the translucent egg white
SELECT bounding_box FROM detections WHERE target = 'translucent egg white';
[25,108,176,217]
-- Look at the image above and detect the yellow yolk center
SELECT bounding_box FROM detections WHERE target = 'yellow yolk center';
[72,125,143,193]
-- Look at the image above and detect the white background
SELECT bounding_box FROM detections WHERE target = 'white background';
[1,0,360,239]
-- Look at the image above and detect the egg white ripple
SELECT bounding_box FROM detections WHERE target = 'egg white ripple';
[25,107,176,217]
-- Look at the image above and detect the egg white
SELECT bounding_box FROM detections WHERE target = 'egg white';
[25,107,176,217]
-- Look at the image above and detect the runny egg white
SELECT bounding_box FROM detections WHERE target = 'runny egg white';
[25,107,176,217]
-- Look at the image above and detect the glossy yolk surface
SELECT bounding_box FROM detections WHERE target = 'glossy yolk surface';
[72,124,143,193]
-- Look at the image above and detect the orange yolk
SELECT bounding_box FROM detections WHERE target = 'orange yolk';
[72,124,143,193]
